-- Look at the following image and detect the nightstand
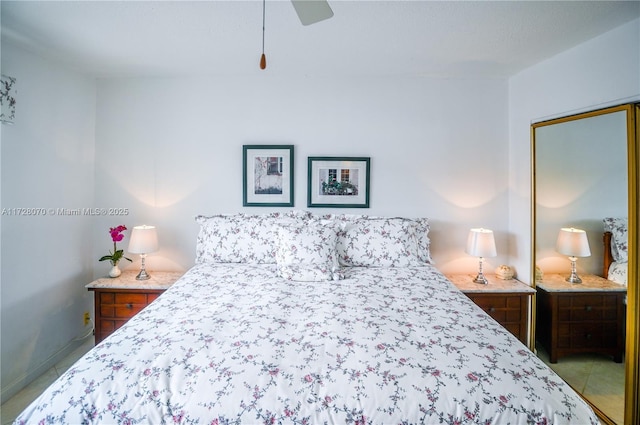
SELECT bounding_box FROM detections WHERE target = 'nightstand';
[446,274,535,346]
[86,270,183,343]
[536,273,626,363]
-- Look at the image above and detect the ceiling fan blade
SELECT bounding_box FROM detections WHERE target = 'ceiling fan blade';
[291,0,333,26]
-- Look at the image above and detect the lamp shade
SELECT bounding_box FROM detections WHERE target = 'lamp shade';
[128,225,158,254]
[466,228,497,258]
[556,227,591,257]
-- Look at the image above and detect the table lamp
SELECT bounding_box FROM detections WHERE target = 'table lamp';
[466,228,497,284]
[556,227,590,283]
[128,225,158,280]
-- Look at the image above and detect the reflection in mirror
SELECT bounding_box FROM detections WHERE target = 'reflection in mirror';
[533,108,628,424]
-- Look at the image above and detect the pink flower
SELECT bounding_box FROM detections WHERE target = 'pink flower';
[304,374,313,382]
[99,225,132,266]
[110,225,127,242]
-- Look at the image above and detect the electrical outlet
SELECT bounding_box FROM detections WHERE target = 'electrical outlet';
[83,311,91,326]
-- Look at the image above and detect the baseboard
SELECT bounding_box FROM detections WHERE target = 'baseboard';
[1,336,89,405]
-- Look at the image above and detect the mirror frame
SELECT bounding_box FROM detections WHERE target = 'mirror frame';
[531,103,639,425]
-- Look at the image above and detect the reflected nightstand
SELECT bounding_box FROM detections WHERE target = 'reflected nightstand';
[536,273,626,363]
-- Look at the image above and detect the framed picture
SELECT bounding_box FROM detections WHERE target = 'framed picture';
[307,157,370,208]
[243,145,294,206]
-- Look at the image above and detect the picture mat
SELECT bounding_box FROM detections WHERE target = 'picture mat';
[245,148,292,204]
[309,159,368,206]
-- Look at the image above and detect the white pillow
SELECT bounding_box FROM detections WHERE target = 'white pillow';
[195,211,310,264]
[274,221,342,281]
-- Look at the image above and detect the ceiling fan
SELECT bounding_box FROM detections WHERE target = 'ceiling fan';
[260,0,334,69]
[291,0,334,26]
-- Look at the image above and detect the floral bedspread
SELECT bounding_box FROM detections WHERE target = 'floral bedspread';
[17,263,598,424]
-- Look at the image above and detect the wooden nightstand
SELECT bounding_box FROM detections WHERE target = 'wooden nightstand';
[446,274,535,346]
[86,270,183,343]
[536,273,626,363]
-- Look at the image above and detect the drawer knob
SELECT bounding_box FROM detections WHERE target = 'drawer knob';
[585,306,592,312]
[585,333,592,340]
[489,307,496,313]
[127,303,133,309]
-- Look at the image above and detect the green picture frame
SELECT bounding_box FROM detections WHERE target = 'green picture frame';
[243,145,294,207]
[307,156,370,208]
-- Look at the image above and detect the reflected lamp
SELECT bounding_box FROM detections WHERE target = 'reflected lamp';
[466,228,497,284]
[556,227,590,283]
[128,225,158,280]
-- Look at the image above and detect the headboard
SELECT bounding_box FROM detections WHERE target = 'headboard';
[603,231,613,278]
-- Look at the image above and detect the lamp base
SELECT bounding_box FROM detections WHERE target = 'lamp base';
[565,273,582,284]
[565,257,582,284]
[135,269,151,280]
[473,273,489,285]
[473,257,489,284]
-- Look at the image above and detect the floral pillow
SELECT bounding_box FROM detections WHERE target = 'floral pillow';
[603,217,628,263]
[331,215,423,267]
[413,217,433,264]
[608,262,627,286]
[316,214,432,266]
[274,221,342,281]
[195,211,310,264]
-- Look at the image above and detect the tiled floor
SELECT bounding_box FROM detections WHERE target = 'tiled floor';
[0,337,95,425]
[537,345,625,424]
[1,337,625,424]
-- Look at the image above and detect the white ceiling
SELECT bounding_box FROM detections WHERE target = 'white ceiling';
[2,0,639,78]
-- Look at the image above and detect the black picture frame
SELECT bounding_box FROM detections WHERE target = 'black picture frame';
[307,156,370,208]
[243,145,294,207]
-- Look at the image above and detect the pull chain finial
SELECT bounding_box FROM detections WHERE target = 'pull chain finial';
[260,0,266,69]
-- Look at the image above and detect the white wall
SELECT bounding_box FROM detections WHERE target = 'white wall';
[0,41,96,402]
[508,18,640,283]
[94,76,509,277]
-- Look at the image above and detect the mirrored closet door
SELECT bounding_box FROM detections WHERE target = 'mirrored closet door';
[532,104,639,425]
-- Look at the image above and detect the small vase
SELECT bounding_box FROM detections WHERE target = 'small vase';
[109,263,121,278]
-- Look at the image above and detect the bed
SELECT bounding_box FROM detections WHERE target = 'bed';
[16,212,599,424]
[603,217,628,286]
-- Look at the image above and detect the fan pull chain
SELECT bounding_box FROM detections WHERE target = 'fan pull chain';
[260,0,266,69]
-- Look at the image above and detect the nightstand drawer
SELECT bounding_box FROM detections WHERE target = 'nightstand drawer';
[557,322,618,348]
[99,293,150,318]
[467,295,523,323]
[557,294,619,321]
[100,304,145,319]
[99,319,128,333]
